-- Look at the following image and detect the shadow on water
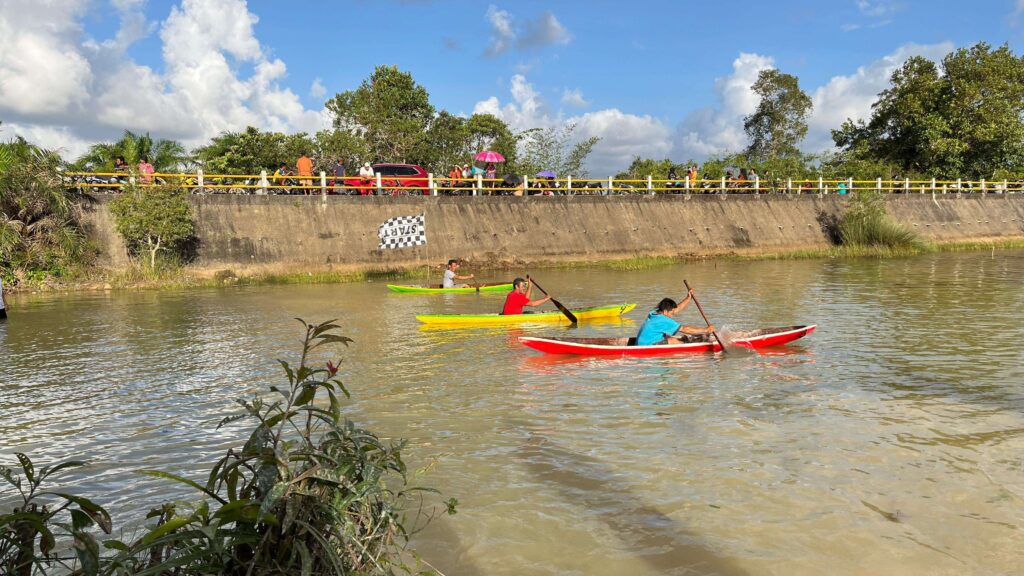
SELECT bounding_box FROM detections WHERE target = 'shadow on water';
[515,435,748,576]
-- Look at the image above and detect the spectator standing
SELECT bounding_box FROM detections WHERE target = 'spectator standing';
[687,164,698,186]
[667,165,679,191]
[112,156,128,186]
[358,162,375,196]
[333,159,346,193]
[138,156,154,185]
[273,162,290,194]
[296,152,314,195]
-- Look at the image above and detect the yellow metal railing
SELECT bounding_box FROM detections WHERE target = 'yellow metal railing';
[63,171,1024,196]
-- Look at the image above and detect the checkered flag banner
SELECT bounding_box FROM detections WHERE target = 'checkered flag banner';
[378,213,426,249]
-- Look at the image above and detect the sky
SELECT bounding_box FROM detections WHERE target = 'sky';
[0,0,1022,173]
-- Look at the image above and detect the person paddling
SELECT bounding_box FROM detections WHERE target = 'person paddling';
[635,292,715,345]
[501,277,550,315]
[442,259,475,288]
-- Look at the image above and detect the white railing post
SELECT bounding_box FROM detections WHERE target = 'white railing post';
[848,177,853,191]
[904,178,909,193]
[754,175,760,194]
[721,176,726,193]
[1004,179,1009,194]
[647,175,653,194]
[320,171,327,198]
[428,173,436,196]
[260,169,268,195]
[376,173,382,195]
[475,173,482,196]
[198,168,204,194]
[981,179,986,194]
[818,176,823,194]
[931,177,936,194]
[787,178,792,194]
[523,175,529,192]
[567,175,572,194]
[685,175,691,192]
[608,175,614,194]
[956,178,962,194]
[876,177,882,193]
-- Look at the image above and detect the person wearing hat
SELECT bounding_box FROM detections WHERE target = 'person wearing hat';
[461,164,471,179]
[358,162,375,195]
[501,277,551,315]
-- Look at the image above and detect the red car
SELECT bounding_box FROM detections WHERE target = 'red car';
[342,163,430,196]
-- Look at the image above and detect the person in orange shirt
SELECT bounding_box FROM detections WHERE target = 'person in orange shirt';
[296,152,314,195]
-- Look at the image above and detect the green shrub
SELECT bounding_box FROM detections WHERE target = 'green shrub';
[0,320,455,575]
[109,183,194,270]
[838,190,926,250]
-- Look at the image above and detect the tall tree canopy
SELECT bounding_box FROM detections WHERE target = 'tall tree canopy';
[194,127,315,175]
[326,65,435,164]
[833,43,1024,178]
[743,69,813,162]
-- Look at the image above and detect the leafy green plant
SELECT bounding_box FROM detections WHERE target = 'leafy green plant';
[108,183,194,270]
[0,455,112,576]
[839,190,926,250]
[100,319,455,575]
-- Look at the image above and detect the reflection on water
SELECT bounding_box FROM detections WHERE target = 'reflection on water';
[2,250,1024,575]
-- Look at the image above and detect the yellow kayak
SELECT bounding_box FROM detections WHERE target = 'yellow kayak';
[416,304,636,326]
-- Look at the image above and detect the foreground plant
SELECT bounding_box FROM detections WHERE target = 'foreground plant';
[839,189,926,251]
[1,319,454,575]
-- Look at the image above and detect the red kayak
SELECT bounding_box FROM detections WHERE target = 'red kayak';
[519,325,816,356]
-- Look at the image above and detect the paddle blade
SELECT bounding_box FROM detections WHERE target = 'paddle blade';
[551,298,578,324]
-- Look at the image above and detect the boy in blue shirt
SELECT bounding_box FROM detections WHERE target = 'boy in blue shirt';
[635,292,715,345]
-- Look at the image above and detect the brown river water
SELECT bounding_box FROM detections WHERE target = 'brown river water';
[2,251,1023,575]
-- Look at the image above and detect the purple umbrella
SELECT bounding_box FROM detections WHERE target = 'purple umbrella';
[536,170,556,178]
[474,150,505,163]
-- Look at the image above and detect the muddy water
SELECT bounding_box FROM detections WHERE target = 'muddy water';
[2,251,1023,575]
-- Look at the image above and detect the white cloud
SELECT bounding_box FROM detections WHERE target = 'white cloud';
[1013,0,1024,24]
[484,5,515,57]
[671,52,774,160]
[805,42,954,151]
[560,88,589,108]
[474,75,669,173]
[518,12,570,49]
[0,0,330,160]
[856,0,898,17]
[483,5,570,57]
[310,78,327,99]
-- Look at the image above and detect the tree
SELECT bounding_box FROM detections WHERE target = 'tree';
[833,43,1024,178]
[109,183,194,269]
[0,135,91,280]
[419,111,468,173]
[614,157,676,181]
[466,113,517,167]
[326,65,435,164]
[75,130,190,172]
[194,127,315,175]
[743,69,813,162]
[517,123,600,178]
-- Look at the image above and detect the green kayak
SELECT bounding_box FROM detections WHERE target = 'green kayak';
[387,282,513,294]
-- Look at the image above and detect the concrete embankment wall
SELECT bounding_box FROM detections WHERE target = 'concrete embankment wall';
[79,194,1024,269]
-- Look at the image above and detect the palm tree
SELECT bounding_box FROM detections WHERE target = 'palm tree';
[1,135,89,278]
[75,130,191,172]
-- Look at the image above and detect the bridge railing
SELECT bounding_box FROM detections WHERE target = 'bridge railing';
[63,171,1024,196]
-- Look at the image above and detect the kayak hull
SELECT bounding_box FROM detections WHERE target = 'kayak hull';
[388,282,513,293]
[519,325,816,355]
[416,303,636,325]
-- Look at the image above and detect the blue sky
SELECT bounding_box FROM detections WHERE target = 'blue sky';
[1,0,1022,172]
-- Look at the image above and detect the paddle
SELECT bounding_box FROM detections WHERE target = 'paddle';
[527,275,578,324]
[683,280,727,353]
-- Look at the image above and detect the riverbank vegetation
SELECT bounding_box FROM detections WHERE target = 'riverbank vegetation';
[0,320,455,575]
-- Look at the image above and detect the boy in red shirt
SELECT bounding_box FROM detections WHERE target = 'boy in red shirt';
[501,277,551,315]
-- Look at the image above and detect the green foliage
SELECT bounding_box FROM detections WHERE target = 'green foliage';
[1,320,455,575]
[0,454,112,576]
[74,130,189,172]
[327,65,436,164]
[109,183,194,270]
[516,123,600,178]
[0,137,91,282]
[465,113,518,168]
[744,69,813,162]
[194,126,316,175]
[838,190,926,250]
[614,157,676,181]
[833,43,1024,178]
